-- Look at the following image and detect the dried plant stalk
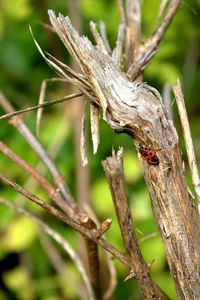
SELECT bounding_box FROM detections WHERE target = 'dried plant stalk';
[47,11,200,299]
[102,148,169,299]
[173,79,200,213]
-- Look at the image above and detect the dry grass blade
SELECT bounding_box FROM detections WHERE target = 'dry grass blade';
[80,104,88,167]
[99,20,112,54]
[0,92,83,121]
[45,52,90,88]
[173,79,200,214]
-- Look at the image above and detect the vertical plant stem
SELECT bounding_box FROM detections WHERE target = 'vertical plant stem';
[173,79,200,213]
[102,148,169,300]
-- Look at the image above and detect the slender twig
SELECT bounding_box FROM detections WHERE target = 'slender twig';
[39,232,67,276]
[172,79,200,213]
[138,232,160,244]
[99,21,112,54]
[0,171,131,268]
[125,0,141,66]
[84,204,117,300]
[0,92,83,121]
[0,141,73,216]
[102,148,169,300]
[67,5,103,299]
[117,0,126,25]
[90,103,100,155]
[112,23,125,69]
[80,107,88,167]
[103,254,117,300]
[0,198,95,300]
[157,0,171,23]
[127,0,180,80]
[36,78,76,137]
[46,52,90,88]
[0,92,74,205]
[38,21,55,33]
[90,21,108,55]
[30,27,95,104]
[79,214,102,300]
[162,83,173,120]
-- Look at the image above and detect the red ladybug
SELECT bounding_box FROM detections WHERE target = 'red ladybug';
[139,147,160,165]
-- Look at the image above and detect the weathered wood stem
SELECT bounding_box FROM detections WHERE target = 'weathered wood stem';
[48,11,200,300]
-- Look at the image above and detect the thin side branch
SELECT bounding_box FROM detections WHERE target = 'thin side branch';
[138,232,160,244]
[90,21,109,56]
[0,171,132,268]
[117,0,126,26]
[36,78,75,137]
[112,23,125,69]
[0,91,83,121]
[0,141,73,216]
[79,214,102,300]
[172,79,200,213]
[125,0,141,66]
[127,0,180,80]
[102,148,169,300]
[0,92,74,205]
[99,21,112,54]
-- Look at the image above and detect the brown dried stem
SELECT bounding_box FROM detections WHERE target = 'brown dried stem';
[84,205,116,300]
[138,232,160,245]
[99,21,111,55]
[0,91,83,121]
[90,21,109,56]
[125,0,141,66]
[79,214,102,300]
[102,148,168,299]
[127,0,180,80]
[0,141,73,216]
[36,77,74,137]
[0,171,131,268]
[117,0,126,26]
[47,12,200,298]
[0,92,74,205]
[172,79,200,213]
[112,23,125,69]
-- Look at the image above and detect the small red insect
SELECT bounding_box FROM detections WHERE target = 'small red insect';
[139,147,160,165]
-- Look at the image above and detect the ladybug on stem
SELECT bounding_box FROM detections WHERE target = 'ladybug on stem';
[139,147,160,165]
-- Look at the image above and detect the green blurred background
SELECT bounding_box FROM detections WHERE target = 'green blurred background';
[0,0,200,299]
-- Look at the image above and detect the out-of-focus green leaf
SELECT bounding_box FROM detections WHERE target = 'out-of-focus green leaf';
[80,0,106,21]
[140,237,166,272]
[0,290,7,300]
[146,61,180,83]
[2,0,32,20]
[3,266,30,291]
[91,177,113,216]
[123,151,142,183]
[0,17,4,38]
[2,215,38,251]
[0,205,15,228]
[58,262,82,299]
[130,189,152,221]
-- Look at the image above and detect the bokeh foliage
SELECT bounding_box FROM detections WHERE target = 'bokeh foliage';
[0,1,200,299]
